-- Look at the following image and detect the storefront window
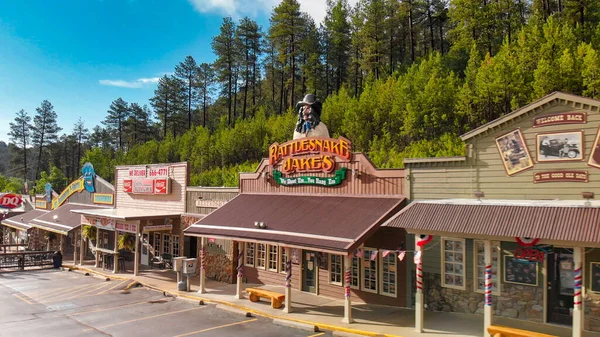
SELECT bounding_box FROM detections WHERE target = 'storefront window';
[329,254,343,285]
[172,235,180,257]
[256,243,266,269]
[351,256,360,289]
[162,234,170,255]
[153,233,161,256]
[442,238,466,289]
[268,245,278,272]
[380,251,397,297]
[279,247,287,274]
[362,248,378,293]
[474,240,499,295]
[244,242,255,267]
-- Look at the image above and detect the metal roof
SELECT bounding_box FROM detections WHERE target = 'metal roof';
[1,209,49,231]
[71,207,181,220]
[30,203,109,235]
[184,193,406,253]
[385,199,600,244]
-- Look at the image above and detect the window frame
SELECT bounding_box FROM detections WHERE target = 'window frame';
[244,242,255,267]
[473,240,501,295]
[279,247,287,274]
[172,235,180,257]
[328,254,343,286]
[361,247,378,294]
[153,233,161,256]
[268,245,278,272]
[256,243,266,269]
[162,234,170,255]
[350,256,360,290]
[379,250,398,298]
[441,237,467,290]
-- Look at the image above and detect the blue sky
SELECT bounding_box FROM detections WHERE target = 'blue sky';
[0,0,339,143]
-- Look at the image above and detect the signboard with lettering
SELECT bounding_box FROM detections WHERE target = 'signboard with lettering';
[143,224,173,231]
[93,193,114,205]
[52,178,84,209]
[0,193,23,209]
[128,166,169,178]
[132,179,154,194]
[123,178,171,195]
[154,178,171,194]
[533,112,587,127]
[96,218,115,231]
[35,199,48,209]
[534,170,588,183]
[273,169,347,186]
[115,222,138,234]
[123,179,133,193]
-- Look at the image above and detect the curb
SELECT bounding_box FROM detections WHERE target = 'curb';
[272,318,318,332]
[71,266,403,337]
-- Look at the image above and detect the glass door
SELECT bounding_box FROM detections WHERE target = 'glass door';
[302,250,317,293]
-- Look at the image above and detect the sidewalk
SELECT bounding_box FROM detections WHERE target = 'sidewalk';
[64,261,596,337]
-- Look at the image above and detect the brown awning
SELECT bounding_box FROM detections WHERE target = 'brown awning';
[184,193,405,253]
[1,209,49,231]
[385,200,600,244]
[30,203,109,235]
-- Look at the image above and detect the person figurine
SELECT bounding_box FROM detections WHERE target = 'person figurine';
[293,94,330,140]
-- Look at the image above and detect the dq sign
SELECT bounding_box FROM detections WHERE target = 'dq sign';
[0,194,23,209]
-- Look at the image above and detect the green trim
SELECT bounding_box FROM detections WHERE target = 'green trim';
[273,168,347,187]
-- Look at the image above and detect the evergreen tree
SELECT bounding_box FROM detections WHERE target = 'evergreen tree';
[103,97,130,150]
[72,118,89,175]
[150,75,184,138]
[325,0,352,92]
[8,109,31,183]
[174,55,199,130]
[31,100,61,180]
[236,17,262,120]
[212,17,237,125]
[197,63,214,128]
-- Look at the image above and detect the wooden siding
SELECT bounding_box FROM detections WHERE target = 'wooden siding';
[66,177,114,206]
[115,163,187,212]
[409,103,600,200]
[185,187,239,214]
[241,153,406,196]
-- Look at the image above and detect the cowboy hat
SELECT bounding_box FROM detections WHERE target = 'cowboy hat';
[295,94,322,114]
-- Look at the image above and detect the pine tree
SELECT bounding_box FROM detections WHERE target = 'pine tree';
[150,75,184,138]
[325,0,352,91]
[103,98,130,150]
[236,17,262,120]
[197,63,214,128]
[31,100,61,180]
[174,55,199,130]
[581,43,600,98]
[8,109,31,183]
[72,118,88,176]
[212,17,237,125]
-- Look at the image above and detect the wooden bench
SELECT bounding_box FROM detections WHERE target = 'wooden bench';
[245,287,285,309]
[488,325,558,337]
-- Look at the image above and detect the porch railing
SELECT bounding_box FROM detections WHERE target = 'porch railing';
[0,251,55,270]
[0,244,28,254]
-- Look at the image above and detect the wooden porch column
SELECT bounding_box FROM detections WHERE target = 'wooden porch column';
[79,228,84,265]
[235,242,244,299]
[573,247,583,337]
[113,230,119,274]
[415,234,424,333]
[59,235,63,254]
[483,240,493,336]
[73,232,78,265]
[284,247,292,314]
[94,228,100,267]
[134,225,140,276]
[342,255,353,323]
[198,237,207,294]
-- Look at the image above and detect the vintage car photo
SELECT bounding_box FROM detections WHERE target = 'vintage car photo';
[536,131,584,162]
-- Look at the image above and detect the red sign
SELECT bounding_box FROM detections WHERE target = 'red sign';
[533,112,586,127]
[0,194,23,209]
[514,248,546,262]
[148,166,169,177]
[123,179,133,193]
[534,170,588,183]
[132,179,154,194]
[128,168,147,177]
[154,178,170,194]
[115,222,138,234]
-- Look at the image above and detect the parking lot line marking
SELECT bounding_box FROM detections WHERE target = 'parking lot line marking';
[69,300,149,316]
[307,333,325,337]
[172,318,258,337]
[13,293,33,305]
[90,306,205,330]
[97,279,129,295]
[35,283,92,300]
[45,282,113,303]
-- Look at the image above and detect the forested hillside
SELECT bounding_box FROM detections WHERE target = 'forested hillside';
[3,0,600,191]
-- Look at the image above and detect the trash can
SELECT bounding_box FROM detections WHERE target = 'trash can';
[53,251,63,269]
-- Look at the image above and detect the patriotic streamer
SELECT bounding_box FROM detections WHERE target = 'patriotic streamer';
[237,249,244,278]
[515,237,540,247]
[574,267,582,308]
[484,264,493,306]
[201,244,206,271]
[344,266,351,298]
[285,260,292,288]
[417,234,433,247]
[416,262,423,292]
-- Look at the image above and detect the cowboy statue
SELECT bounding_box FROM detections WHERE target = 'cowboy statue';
[293,94,330,140]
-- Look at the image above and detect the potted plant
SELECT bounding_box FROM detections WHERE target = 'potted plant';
[81,225,97,244]
[118,232,135,251]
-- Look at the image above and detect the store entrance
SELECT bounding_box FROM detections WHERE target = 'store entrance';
[547,248,574,325]
[302,250,317,293]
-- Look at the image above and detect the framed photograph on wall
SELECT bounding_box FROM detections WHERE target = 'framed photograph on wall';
[537,130,584,162]
[495,129,534,176]
[504,255,538,286]
[588,127,600,169]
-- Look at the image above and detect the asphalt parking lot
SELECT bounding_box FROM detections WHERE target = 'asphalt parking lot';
[0,269,332,337]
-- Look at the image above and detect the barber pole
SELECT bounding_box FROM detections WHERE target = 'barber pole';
[237,249,244,278]
[485,264,493,306]
[574,267,582,308]
[285,260,292,288]
[201,245,206,271]
[344,266,351,298]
